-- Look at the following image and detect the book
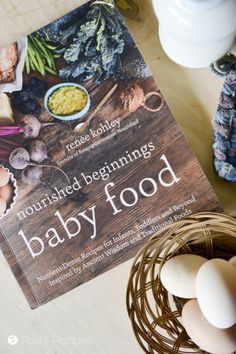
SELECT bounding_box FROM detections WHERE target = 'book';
[0,1,221,309]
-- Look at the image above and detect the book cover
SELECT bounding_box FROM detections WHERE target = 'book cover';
[0,1,221,308]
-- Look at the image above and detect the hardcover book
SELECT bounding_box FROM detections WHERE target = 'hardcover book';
[0,0,221,308]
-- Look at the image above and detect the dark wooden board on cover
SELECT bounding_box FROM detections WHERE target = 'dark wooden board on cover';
[0,55,221,308]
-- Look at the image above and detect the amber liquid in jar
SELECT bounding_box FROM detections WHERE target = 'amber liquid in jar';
[115,0,139,19]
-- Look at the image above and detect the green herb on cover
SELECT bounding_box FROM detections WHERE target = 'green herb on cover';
[25,34,60,76]
[60,1,127,84]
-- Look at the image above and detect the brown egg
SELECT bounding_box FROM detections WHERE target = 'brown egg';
[0,184,13,204]
[0,167,10,187]
[0,197,7,216]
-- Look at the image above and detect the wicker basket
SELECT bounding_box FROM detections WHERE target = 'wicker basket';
[126,212,236,354]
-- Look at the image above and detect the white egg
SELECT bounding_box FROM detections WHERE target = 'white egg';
[196,259,236,329]
[182,299,236,354]
[229,256,236,268]
[160,254,207,298]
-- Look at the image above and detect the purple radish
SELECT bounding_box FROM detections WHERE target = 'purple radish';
[0,126,24,136]
[29,140,48,163]
[20,115,41,139]
[9,147,69,183]
[20,115,57,139]
[0,139,22,163]
[9,148,30,169]
[21,166,43,185]
[0,116,58,139]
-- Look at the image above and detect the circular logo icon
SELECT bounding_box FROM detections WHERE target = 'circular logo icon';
[8,335,18,346]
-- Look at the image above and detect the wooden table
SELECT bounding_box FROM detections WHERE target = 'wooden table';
[0,1,235,354]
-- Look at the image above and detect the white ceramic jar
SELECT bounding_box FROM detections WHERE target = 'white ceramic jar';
[152,0,236,68]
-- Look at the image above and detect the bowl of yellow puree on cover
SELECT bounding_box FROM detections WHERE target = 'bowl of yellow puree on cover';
[44,83,90,121]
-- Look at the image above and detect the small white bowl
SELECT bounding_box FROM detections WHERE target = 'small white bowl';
[44,83,91,121]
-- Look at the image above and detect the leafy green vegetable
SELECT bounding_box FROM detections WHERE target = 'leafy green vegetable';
[35,6,89,44]
[60,1,128,84]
